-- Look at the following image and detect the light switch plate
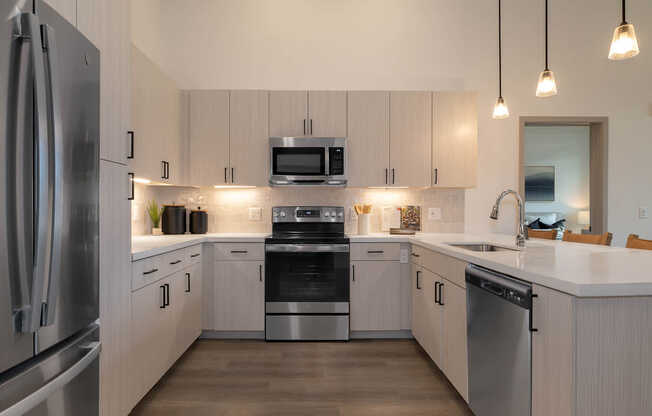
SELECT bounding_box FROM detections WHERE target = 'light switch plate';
[639,207,649,219]
[428,207,442,221]
[248,207,263,221]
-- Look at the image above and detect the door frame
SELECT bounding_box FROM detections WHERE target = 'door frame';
[518,116,608,235]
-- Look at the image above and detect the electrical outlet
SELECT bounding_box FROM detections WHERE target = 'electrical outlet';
[639,207,649,219]
[248,207,262,221]
[428,207,442,221]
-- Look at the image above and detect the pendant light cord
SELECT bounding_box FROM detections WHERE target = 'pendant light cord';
[498,0,502,98]
[545,0,549,70]
[622,0,627,24]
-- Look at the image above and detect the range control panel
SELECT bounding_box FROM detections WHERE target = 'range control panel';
[272,206,345,223]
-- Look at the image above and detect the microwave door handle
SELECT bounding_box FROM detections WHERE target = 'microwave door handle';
[40,24,64,327]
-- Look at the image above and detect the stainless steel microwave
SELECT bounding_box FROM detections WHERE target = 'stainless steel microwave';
[269,137,347,187]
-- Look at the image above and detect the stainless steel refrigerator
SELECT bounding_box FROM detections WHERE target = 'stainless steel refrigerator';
[0,0,100,415]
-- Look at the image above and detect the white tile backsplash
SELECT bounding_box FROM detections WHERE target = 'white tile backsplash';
[132,184,465,236]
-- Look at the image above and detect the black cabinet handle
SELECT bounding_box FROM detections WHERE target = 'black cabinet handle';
[127,131,134,159]
[385,168,388,185]
[161,161,169,180]
[164,283,170,306]
[352,264,355,282]
[259,264,263,282]
[186,273,191,293]
[416,270,421,290]
[224,167,228,183]
[367,250,384,254]
[434,168,439,185]
[231,167,235,183]
[411,253,420,258]
[530,294,539,332]
[434,282,440,304]
[160,285,166,308]
[310,119,313,135]
[231,250,248,254]
[143,268,159,275]
[303,119,307,135]
[438,282,444,306]
[169,260,182,265]
[166,161,170,179]
[191,253,201,258]
[392,168,395,184]
[128,172,135,201]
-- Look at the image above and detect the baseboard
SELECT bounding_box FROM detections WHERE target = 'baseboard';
[350,330,414,339]
[200,330,265,340]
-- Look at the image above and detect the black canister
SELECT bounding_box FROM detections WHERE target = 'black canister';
[162,205,186,234]
[190,207,208,234]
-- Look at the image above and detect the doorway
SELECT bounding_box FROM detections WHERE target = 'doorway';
[519,117,608,236]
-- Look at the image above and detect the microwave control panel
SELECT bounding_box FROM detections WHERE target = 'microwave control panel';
[329,147,345,175]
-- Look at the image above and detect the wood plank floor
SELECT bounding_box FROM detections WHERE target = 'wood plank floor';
[130,339,473,415]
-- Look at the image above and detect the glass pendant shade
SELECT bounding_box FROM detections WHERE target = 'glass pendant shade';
[608,23,640,60]
[536,69,558,97]
[492,97,509,119]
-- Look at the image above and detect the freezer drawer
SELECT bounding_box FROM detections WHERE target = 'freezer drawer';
[0,324,100,416]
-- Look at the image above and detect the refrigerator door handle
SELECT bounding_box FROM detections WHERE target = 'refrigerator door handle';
[0,342,101,416]
[40,23,64,327]
[19,12,51,333]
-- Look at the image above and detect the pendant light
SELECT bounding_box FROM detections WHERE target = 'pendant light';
[608,0,640,60]
[536,0,558,97]
[492,0,509,119]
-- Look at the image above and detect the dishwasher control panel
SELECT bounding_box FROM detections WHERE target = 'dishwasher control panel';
[466,265,533,309]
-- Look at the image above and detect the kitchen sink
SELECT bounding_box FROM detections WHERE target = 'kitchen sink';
[446,243,519,252]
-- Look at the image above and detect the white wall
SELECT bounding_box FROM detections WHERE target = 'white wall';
[131,0,652,245]
[524,126,590,232]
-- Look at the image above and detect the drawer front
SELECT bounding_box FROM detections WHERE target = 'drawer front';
[163,249,188,274]
[351,243,401,261]
[215,243,265,261]
[132,256,166,291]
[410,244,426,266]
[416,246,467,288]
[186,245,203,265]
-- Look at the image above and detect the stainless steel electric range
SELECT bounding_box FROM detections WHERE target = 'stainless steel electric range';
[265,206,350,341]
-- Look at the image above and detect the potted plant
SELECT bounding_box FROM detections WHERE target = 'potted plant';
[147,200,163,235]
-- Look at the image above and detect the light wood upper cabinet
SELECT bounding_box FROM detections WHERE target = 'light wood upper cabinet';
[389,92,432,187]
[350,261,401,331]
[189,90,230,186]
[44,0,77,25]
[347,91,390,187]
[229,90,269,186]
[433,92,478,188]
[212,261,265,331]
[308,91,347,137]
[269,91,308,137]
[441,279,469,402]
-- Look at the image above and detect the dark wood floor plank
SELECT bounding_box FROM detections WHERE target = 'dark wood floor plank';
[130,339,473,416]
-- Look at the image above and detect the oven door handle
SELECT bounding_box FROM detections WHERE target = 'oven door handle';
[265,244,350,253]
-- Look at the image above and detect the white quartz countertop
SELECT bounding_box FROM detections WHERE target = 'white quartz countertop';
[132,232,652,297]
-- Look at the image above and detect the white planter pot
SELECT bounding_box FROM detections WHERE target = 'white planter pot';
[152,227,163,236]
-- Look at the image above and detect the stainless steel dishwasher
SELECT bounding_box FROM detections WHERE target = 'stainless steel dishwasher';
[466,264,535,416]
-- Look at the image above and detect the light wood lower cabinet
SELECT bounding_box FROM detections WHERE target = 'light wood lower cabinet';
[441,279,469,402]
[211,261,265,331]
[350,261,401,331]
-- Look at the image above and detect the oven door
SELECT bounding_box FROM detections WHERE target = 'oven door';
[265,244,349,313]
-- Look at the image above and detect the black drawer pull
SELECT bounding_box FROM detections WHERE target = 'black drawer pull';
[191,253,201,258]
[367,250,384,254]
[411,253,420,258]
[143,268,158,275]
[169,260,182,265]
[186,273,191,293]
[230,250,248,254]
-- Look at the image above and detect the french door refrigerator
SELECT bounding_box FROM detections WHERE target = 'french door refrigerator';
[0,1,100,415]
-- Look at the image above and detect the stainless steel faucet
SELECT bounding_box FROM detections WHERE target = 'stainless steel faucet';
[490,189,529,248]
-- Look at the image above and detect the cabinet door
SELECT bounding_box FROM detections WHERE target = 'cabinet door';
[347,91,390,187]
[269,91,308,137]
[532,285,574,416]
[433,92,477,188]
[77,0,131,165]
[441,279,469,402]
[213,261,264,331]
[308,91,347,137]
[189,90,230,186]
[179,263,203,349]
[44,0,76,25]
[421,271,443,367]
[166,271,188,363]
[131,280,167,404]
[99,161,132,416]
[411,263,424,343]
[229,90,269,186]
[350,262,401,331]
[389,92,432,187]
